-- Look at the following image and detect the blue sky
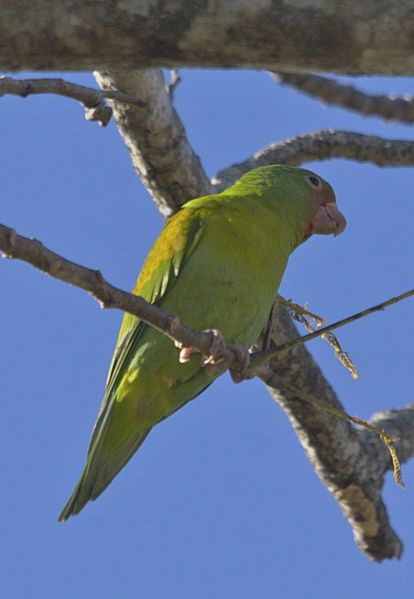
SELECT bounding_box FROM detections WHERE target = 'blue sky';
[1,69,413,598]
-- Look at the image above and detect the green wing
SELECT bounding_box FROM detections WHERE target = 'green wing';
[93,207,203,442]
[59,207,203,520]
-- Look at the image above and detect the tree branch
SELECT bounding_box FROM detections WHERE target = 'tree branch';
[0,223,241,371]
[0,76,145,127]
[273,72,414,123]
[213,130,414,191]
[95,70,211,217]
[254,304,409,561]
[1,1,413,75]
[1,221,412,560]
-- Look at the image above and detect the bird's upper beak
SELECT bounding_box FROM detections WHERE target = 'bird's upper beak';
[310,202,347,236]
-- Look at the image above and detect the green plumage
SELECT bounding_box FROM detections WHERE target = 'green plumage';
[59,165,336,521]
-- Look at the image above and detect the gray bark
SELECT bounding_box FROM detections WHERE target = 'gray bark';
[95,70,211,217]
[257,304,414,561]
[1,1,414,75]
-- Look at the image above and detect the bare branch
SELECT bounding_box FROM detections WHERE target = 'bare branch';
[0,223,243,372]
[0,76,145,127]
[213,130,414,191]
[95,70,211,217]
[1,1,414,75]
[273,72,414,123]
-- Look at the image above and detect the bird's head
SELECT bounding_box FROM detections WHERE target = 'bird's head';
[230,165,346,246]
[299,170,346,240]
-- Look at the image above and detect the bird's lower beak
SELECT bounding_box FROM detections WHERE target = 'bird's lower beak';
[311,203,347,236]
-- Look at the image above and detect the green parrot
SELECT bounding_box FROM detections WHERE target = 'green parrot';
[59,164,346,521]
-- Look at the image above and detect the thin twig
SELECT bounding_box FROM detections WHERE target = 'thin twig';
[273,72,414,123]
[249,288,414,372]
[277,295,358,379]
[0,76,145,126]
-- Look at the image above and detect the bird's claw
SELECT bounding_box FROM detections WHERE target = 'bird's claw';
[177,329,225,365]
[177,345,194,363]
[202,329,227,365]
[177,329,250,383]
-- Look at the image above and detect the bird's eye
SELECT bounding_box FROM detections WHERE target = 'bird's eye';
[305,175,321,189]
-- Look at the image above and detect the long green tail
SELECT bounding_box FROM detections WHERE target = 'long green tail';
[59,428,151,522]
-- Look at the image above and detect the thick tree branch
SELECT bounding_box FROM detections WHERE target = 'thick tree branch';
[273,72,414,123]
[0,76,145,126]
[255,304,410,561]
[1,1,413,75]
[213,130,414,191]
[1,221,412,560]
[95,70,211,217]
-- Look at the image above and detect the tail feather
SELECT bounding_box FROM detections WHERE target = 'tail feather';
[59,428,151,522]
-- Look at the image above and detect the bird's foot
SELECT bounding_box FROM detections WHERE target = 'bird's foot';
[177,329,250,383]
[176,329,225,365]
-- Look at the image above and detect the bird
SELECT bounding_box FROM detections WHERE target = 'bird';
[59,164,346,521]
